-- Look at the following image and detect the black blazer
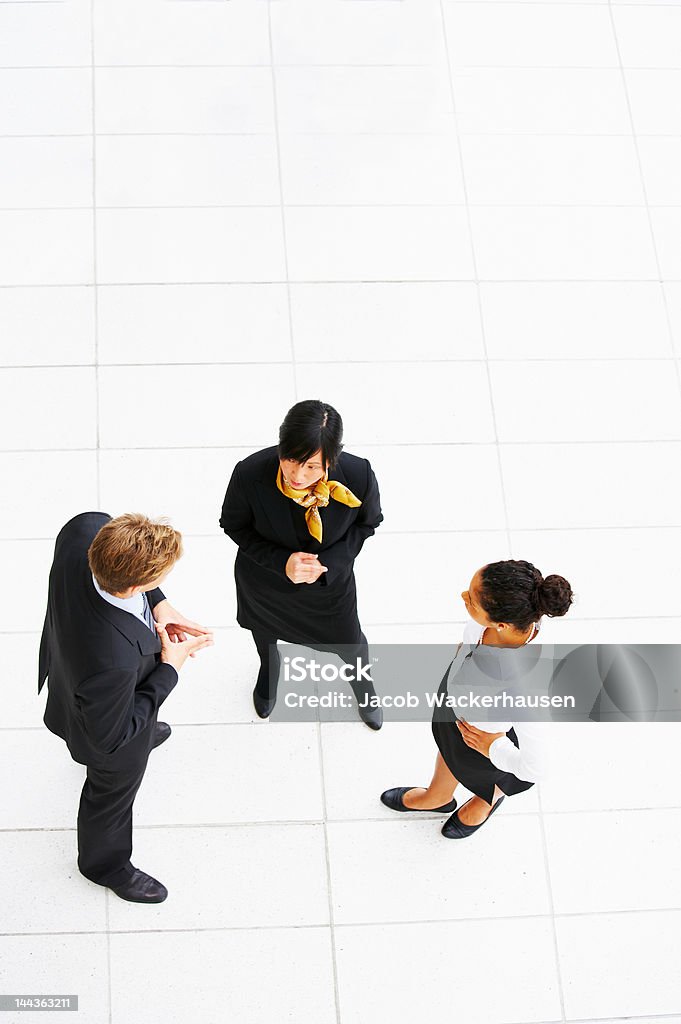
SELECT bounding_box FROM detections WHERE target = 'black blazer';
[219,446,383,639]
[38,512,178,770]
[220,446,383,590]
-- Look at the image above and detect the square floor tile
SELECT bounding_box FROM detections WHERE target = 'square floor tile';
[638,137,681,205]
[0,730,84,829]
[94,0,269,65]
[546,809,681,914]
[96,136,280,208]
[109,928,336,1024]
[0,367,96,450]
[335,917,562,1023]
[539,723,681,812]
[3,633,48,729]
[275,65,454,133]
[0,451,97,537]
[271,0,446,65]
[461,135,645,206]
[626,69,681,134]
[556,910,681,1019]
[279,133,465,206]
[490,360,681,442]
[0,0,90,66]
[501,441,681,530]
[107,824,329,931]
[290,282,484,361]
[285,206,473,282]
[511,526,681,620]
[0,138,92,209]
[480,282,671,359]
[453,68,631,134]
[97,284,290,365]
[133,723,324,825]
[98,364,293,448]
[0,935,109,1024]
[664,282,681,353]
[96,208,286,284]
[0,211,93,286]
[650,207,681,279]
[470,207,657,280]
[444,2,619,68]
[0,68,91,135]
[614,5,681,68]
[4,541,70,632]
[0,831,106,934]
[0,287,94,366]
[95,66,275,134]
[328,816,550,924]
[361,443,506,532]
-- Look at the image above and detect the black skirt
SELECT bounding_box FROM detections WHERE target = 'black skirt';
[431,663,534,804]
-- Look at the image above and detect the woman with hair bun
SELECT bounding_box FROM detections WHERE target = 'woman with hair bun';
[381,559,574,839]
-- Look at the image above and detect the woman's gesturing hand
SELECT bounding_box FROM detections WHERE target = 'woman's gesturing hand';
[286,552,328,584]
[456,719,506,757]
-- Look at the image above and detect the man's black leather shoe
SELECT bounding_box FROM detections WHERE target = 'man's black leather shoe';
[111,868,168,904]
[152,722,171,749]
[253,688,276,719]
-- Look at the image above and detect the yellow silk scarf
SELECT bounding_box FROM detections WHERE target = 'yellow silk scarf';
[276,466,361,542]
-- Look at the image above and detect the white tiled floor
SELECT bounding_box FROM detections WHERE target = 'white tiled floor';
[1,1,680,1022]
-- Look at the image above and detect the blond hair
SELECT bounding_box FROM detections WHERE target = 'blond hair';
[88,513,183,594]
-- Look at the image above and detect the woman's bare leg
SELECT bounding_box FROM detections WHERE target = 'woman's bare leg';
[456,784,504,826]
[402,752,459,809]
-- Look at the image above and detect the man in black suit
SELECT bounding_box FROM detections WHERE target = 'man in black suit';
[38,511,213,903]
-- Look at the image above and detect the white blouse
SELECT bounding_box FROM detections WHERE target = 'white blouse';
[457,617,550,784]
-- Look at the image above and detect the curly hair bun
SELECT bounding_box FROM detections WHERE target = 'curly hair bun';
[536,574,573,618]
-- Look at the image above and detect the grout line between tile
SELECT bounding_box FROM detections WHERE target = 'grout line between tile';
[3,904,681,939]
[537,786,568,1021]
[438,0,515,563]
[268,5,297,403]
[89,0,100,507]
[608,1,681,418]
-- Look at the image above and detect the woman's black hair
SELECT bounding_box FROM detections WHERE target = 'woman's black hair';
[479,559,573,632]
[278,400,344,471]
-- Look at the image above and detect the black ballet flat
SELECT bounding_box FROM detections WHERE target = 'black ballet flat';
[441,795,505,839]
[381,787,458,813]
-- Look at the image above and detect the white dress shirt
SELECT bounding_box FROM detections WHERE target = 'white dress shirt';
[92,573,156,633]
[457,616,550,784]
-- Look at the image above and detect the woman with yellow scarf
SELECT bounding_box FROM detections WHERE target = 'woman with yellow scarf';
[219,400,384,729]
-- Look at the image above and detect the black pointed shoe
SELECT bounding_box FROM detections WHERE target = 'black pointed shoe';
[152,722,171,749]
[111,868,168,904]
[358,702,383,731]
[441,795,505,839]
[253,687,276,719]
[381,787,458,813]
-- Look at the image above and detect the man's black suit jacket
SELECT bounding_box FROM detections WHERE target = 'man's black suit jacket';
[38,512,179,771]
